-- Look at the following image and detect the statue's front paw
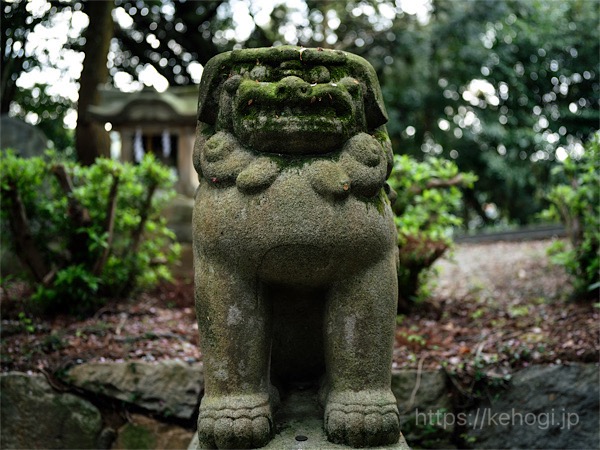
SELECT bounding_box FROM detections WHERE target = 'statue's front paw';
[197,395,273,449]
[306,159,351,200]
[199,132,255,187]
[236,157,281,194]
[325,390,400,448]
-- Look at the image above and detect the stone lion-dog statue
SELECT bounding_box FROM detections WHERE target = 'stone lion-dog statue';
[193,46,400,448]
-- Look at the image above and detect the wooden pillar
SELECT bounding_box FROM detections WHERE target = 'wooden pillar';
[119,128,134,163]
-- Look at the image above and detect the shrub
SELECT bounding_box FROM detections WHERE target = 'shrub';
[540,133,600,299]
[1,151,180,315]
[388,155,476,311]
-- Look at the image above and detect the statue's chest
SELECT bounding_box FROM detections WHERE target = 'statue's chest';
[195,172,395,270]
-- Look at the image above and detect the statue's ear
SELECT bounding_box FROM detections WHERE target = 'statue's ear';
[345,53,388,130]
[363,83,388,131]
[197,51,233,125]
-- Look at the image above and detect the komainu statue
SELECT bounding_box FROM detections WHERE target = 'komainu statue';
[193,46,400,448]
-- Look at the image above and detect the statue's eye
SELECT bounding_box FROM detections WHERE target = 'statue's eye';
[224,75,243,93]
[250,65,268,81]
[308,66,330,84]
[339,77,362,95]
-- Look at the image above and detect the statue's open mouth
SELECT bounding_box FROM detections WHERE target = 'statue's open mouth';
[232,78,361,155]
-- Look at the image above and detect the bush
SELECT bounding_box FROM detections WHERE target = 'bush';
[540,133,600,299]
[388,155,476,311]
[1,151,180,315]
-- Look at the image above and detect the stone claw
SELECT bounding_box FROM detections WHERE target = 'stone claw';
[197,395,273,449]
[324,390,400,448]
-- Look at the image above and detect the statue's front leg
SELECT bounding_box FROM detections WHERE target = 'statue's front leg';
[195,257,274,449]
[323,252,400,448]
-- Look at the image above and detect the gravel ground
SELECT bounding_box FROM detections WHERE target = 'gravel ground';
[434,239,571,303]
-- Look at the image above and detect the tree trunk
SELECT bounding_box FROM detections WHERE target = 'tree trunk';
[1,1,31,115]
[463,188,493,226]
[75,1,114,166]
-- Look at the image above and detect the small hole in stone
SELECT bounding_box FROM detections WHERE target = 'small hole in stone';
[295,435,308,442]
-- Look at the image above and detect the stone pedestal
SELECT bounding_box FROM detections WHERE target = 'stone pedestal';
[189,386,410,450]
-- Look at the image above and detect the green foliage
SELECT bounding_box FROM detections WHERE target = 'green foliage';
[17,312,35,333]
[0,150,180,315]
[352,0,599,225]
[540,133,600,298]
[391,155,477,242]
[7,0,597,223]
[389,155,476,308]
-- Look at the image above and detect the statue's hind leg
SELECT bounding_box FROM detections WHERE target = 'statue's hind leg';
[322,252,400,448]
[195,257,274,449]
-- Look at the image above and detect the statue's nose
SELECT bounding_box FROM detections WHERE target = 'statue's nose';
[276,76,312,98]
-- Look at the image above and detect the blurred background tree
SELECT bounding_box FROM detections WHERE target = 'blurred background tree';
[2,0,79,153]
[3,0,598,225]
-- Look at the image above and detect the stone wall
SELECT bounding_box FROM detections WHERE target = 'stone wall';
[1,363,597,449]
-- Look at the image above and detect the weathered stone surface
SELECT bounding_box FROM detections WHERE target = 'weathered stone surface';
[392,370,453,447]
[0,372,103,449]
[66,361,203,420]
[193,46,400,448]
[0,115,48,157]
[392,370,451,424]
[466,364,600,449]
[113,414,194,450]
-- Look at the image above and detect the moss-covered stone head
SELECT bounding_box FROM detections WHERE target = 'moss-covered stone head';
[197,46,388,155]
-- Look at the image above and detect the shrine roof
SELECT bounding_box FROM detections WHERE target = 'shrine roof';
[88,85,198,126]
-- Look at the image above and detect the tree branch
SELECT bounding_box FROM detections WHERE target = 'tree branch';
[122,180,158,291]
[51,164,93,264]
[2,183,50,282]
[51,164,92,227]
[410,174,465,194]
[92,173,120,276]
[130,181,157,255]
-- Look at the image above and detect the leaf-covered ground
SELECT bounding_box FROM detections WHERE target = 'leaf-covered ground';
[394,239,599,392]
[1,239,598,387]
